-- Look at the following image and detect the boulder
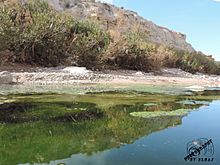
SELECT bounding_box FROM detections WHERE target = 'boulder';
[0,71,13,84]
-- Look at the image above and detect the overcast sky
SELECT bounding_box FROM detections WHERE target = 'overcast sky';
[100,0,220,60]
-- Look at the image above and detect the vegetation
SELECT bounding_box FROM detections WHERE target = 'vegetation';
[0,0,110,67]
[173,50,220,74]
[0,0,219,74]
[103,31,162,71]
[104,32,220,74]
[130,109,192,118]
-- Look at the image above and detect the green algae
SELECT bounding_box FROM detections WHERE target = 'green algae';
[0,97,16,105]
[0,84,191,96]
[0,101,102,123]
[130,109,192,119]
[5,92,177,110]
[73,92,178,109]
[176,100,211,105]
[0,91,214,124]
[143,103,158,106]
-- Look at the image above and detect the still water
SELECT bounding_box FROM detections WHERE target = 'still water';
[0,88,219,165]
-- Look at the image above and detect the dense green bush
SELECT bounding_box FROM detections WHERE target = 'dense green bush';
[0,0,110,67]
[172,50,219,74]
[104,32,161,71]
[103,30,220,74]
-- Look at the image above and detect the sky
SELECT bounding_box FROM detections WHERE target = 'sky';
[99,0,220,61]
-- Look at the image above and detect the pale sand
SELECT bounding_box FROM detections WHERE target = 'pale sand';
[8,67,220,87]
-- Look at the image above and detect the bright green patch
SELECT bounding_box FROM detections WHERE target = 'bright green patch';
[130,109,192,118]
[143,103,157,106]
[0,97,16,104]
[176,100,210,105]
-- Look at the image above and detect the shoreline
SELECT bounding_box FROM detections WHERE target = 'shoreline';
[1,66,220,87]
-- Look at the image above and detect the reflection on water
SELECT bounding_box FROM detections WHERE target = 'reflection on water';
[0,90,219,165]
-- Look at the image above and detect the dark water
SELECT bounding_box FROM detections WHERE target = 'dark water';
[0,91,219,165]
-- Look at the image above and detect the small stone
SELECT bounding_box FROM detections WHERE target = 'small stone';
[134,71,144,76]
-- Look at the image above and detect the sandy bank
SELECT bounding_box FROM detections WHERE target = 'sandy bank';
[0,67,220,88]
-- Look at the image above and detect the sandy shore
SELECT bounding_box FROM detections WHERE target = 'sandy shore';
[0,67,219,88]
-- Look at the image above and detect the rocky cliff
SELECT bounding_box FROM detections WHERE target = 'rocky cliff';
[46,0,195,52]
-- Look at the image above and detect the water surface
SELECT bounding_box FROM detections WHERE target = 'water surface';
[0,87,219,165]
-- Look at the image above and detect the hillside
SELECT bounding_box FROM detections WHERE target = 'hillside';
[46,0,195,52]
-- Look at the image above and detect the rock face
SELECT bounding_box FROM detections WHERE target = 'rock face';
[0,71,13,84]
[46,0,195,52]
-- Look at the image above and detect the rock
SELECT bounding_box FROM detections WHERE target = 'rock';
[134,71,144,76]
[0,71,13,84]
[185,85,205,92]
[62,67,91,75]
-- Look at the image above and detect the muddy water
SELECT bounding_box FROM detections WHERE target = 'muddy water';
[0,89,219,165]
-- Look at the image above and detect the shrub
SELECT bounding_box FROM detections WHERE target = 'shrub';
[104,32,160,71]
[151,46,220,75]
[154,46,180,67]
[0,0,110,67]
[70,21,110,68]
[103,30,220,74]
[174,51,219,74]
